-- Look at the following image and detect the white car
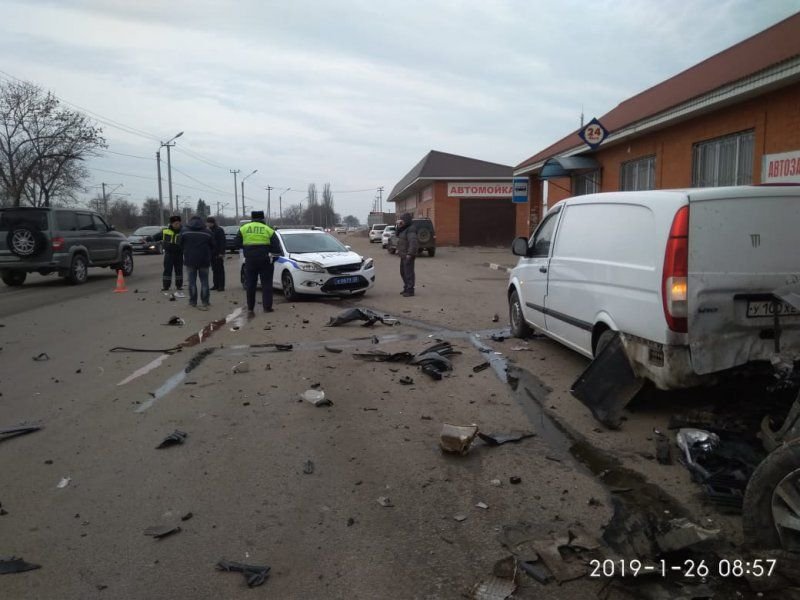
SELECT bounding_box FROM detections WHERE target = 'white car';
[240,229,375,300]
[335,226,347,234]
[369,224,387,242]
[381,225,396,248]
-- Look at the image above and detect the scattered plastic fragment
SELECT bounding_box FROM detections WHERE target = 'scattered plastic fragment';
[491,314,499,323]
[376,496,393,507]
[32,353,50,361]
[0,556,41,575]
[232,361,250,374]
[490,479,502,487]
[352,350,413,363]
[327,308,387,327]
[180,512,193,521]
[440,424,479,455]
[57,477,71,488]
[477,431,536,446]
[453,514,467,522]
[303,460,315,474]
[165,316,185,326]
[324,345,343,354]
[156,430,188,449]
[143,524,181,539]
[676,428,720,480]
[216,559,270,587]
[656,518,720,552]
[489,334,505,342]
[509,476,522,485]
[472,362,490,373]
[476,502,489,510]
[0,424,42,441]
[398,376,414,385]
[300,389,331,407]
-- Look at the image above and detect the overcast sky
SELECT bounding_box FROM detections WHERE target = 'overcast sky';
[1,0,797,221]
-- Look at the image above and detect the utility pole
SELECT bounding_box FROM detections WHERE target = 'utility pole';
[156,151,164,224]
[101,182,107,218]
[240,170,257,219]
[230,169,240,220]
[377,186,384,214]
[160,132,183,213]
[265,186,273,221]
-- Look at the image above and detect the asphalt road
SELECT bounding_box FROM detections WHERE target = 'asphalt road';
[0,235,753,599]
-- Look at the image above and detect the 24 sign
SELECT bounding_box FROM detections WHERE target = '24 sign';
[579,118,609,149]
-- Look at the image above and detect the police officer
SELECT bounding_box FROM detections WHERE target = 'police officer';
[236,210,280,317]
[153,215,184,292]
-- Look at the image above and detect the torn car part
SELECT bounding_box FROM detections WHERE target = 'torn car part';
[165,316,185,326]
[440,424,479,455]
[676,428,720,481]
[216,559,270,587]
[156,430,188,449]
[477,431,536,446]
[143,524,181,539]
[570,332,644,429]
[0,424,41,442]
[32,352,50,361]
[655,518,720,553]
[0,556,41,575]
[352,350,413,363]
[326,307,387,327]
[300,389,331,407]
[760,389,800,452]
[473,362,491,373]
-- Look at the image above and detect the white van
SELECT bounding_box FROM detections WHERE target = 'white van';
[507,185,800,390]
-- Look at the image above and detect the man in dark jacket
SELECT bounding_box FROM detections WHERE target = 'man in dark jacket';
[153,215,184,292]
[179,215,216,310]
[236,210,281,317]
[206,216,227,291]
[395,212,418,297]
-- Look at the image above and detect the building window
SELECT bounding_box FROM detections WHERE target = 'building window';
[692,130,754,187]
[572,171,600,195]
[620,155,656,191]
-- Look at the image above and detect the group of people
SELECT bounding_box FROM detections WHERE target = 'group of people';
[154,210,279,316]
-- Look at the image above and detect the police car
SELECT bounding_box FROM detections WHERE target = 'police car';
[240,228,375,300]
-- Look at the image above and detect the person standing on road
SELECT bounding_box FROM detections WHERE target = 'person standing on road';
[179,215,216,310]
[153,215,184,292]
[206,216,226,291]
[236,210,280,317]
[395,212,418,297]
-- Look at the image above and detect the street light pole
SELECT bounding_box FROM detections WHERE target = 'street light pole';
[278,187,291,225]
[160,131,183,214]
[230,169,241,220]
[265,186,273,221]
[241,169,258,218]
[156,151,164,224]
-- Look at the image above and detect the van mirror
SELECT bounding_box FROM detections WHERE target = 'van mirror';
[511,237,530,257]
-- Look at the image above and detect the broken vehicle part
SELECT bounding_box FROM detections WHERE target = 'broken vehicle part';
[518,560,553,584]
[398,375,414,385]
[300,389,331,407]
[324,345,343,353]
[143,524,181,539]
[477,431,535,446]
[232,361,250,374]
[570,332,644,429]
[676,428,720,480]
[326,307,387,327]
[352,350,413,363]
[421,363,444,380]
[760,389,800,452]
[32,352,50,361]
[0,556,41,575]
[439,424,478,455]
[216,559,270,587]
[0,424,41,442]
[530,539,587,584]
[165,316,185,326]
[57,477,71,488]
[655,518,720,552]
[472,575,516,600]
[376,496,393,507]
[473,362,490,373]
[303,460,314,474]
[156,430,187,449]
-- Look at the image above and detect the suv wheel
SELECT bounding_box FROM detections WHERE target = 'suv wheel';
[117,249,134,277]
[7,226,46,258]
[1,270,26,286]
[66,254,88,285]
[416,228,432,245]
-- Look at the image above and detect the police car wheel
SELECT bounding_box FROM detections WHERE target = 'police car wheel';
[282,270,298,301]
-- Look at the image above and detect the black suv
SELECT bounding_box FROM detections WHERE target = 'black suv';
[387,218,436,257]
[0,207,134,286]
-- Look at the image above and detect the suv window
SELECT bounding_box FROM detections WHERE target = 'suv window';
[530,209,560,257]
[92,215,109,232]
[76,213,95,231]
[0,209,49,231]
[56,211,79,231]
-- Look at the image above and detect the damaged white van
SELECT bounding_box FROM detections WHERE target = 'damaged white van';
[507,185,800,390]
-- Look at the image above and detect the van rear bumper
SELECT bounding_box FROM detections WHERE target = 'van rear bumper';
[622,334,707,390]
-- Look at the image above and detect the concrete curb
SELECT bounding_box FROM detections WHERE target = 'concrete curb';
[486,262,514,274]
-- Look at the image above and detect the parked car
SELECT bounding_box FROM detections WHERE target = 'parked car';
[240,229,375,299]
[386,218,436,257]
[0,207,134,286]
[368,224,387,242]
[335,225,347,234]
[128,225,163,254]
[507,185,800,390]
[223,225,240,253]
[381,225,396,248]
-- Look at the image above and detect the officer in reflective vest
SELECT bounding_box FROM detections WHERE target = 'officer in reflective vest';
[152,215,184,291]
[236,210,280,316]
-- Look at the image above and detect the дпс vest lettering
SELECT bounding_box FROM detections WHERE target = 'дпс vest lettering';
[239,222,275,246]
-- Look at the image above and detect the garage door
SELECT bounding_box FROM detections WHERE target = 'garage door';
[459,198,516,246]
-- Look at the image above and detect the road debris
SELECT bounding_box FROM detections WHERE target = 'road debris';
[440,424,478,454]
[654,429,672,464]
[352,350,413,363]
[57,477,71,488]
[165,316,185,326]
[180,512,193,521]
[509,476,521,485]
[303,460,315,474]
[300,389,331,407]
[655,518,720,552]
[143,524,181,539]
[491,314,499,322]
[156,430,188,449]
[398,375,414,385]
[676,428,720,480]
[216,559,270,587]
[327,307,388,327]
[324,345,343,354]
[0,424,42,442]
[376,496,393,507]
[232,361,250,374]
[477,431,535,446]
[453,514,467,522]
[570,331,643,429]
[32,352,50,361]
[472,362,490,373]
[476,502,489,510]
[0,556,41,574]
[490,479,502,487]
[472,556,517,600]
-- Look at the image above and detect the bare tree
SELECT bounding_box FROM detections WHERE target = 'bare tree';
[141,197,163,225]
[107,199,140,230]
[282,203,304,226]
[0,79,105,207]
[343,215,360,227]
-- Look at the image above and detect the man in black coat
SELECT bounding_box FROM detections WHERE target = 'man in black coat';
[206,216,227,291]
[179,215,216,310]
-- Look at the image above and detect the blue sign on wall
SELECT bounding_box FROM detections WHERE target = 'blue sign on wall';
[512,177,528,203]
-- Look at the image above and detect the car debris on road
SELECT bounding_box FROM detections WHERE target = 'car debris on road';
[216,559,271,587]
[156,430,188,449]
[0,556,41,575]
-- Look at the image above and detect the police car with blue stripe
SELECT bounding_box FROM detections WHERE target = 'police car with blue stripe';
[240,228,375,300]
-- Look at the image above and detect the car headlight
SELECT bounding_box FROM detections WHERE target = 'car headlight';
[363,258,374,270]
[298,261,325,273]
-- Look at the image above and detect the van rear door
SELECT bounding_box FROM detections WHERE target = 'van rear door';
[686,187,800,375]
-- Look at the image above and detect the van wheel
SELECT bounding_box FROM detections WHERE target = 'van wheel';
[595,329,616,357]
[7,226,46,258]
[743,439,800,551]
[509,290,532,338]
[66,254,88,285]
[1,270,26,286]
[282,271,298,301]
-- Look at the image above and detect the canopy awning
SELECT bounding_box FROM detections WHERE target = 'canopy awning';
[539,156,601,179]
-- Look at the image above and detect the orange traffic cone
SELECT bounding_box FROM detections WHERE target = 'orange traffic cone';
[113,269,128,293]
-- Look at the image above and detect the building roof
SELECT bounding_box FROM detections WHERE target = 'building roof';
[516,11,800,171]
[388,150,512,202]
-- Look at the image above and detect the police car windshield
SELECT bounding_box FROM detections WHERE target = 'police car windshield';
[282,232,348,254]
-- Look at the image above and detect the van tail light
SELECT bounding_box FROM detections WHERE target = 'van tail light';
[662,206,689,333]
[52,237,65,251]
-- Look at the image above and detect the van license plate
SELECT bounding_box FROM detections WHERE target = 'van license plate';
[746,300,800,318]
[335,276,359,285]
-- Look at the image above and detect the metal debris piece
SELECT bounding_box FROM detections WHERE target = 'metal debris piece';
[303,460,315,474]
[492,314,499,323]
[143,524,181,539]
[327,307,387,327]
[180,512,193,521]
[0,556,41,575]
[32,352,50,361]
[165,316,185,326]
[398,375,414,385]
[352,350,413,363]
[421,363,444,380]
[376,496,393,507]
[490,334,505,342]
[676,428,720,480]
[0,424,42,441]
[472,362,491,373]
[324,345,343,354]
[509,476,521,485]
[454,514,467,522]
[440,424,479,455]
[531,539,587,583]
[300,389,331,407]
[472,558,517,600]
[519,560,553,584]
[490,479,502,487]
[216,559,270,587]
[655,518,720,553]
[156,430,188,449]
[477,431,536,446]
[232,361,250,374]
[57,477,71,488]
[476,502,489,510]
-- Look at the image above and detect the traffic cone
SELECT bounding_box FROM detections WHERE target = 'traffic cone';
[113,269,128,293]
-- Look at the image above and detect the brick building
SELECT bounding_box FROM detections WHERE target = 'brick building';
[515,12,800,229]
[387,150,527,246]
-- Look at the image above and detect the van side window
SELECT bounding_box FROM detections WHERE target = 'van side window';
[76,213,95,231]
[531,210,560,257]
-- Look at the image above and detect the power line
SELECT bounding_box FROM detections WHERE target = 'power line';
[103,149,152,160]
[170,164,233,197]
[172,146,227,170]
